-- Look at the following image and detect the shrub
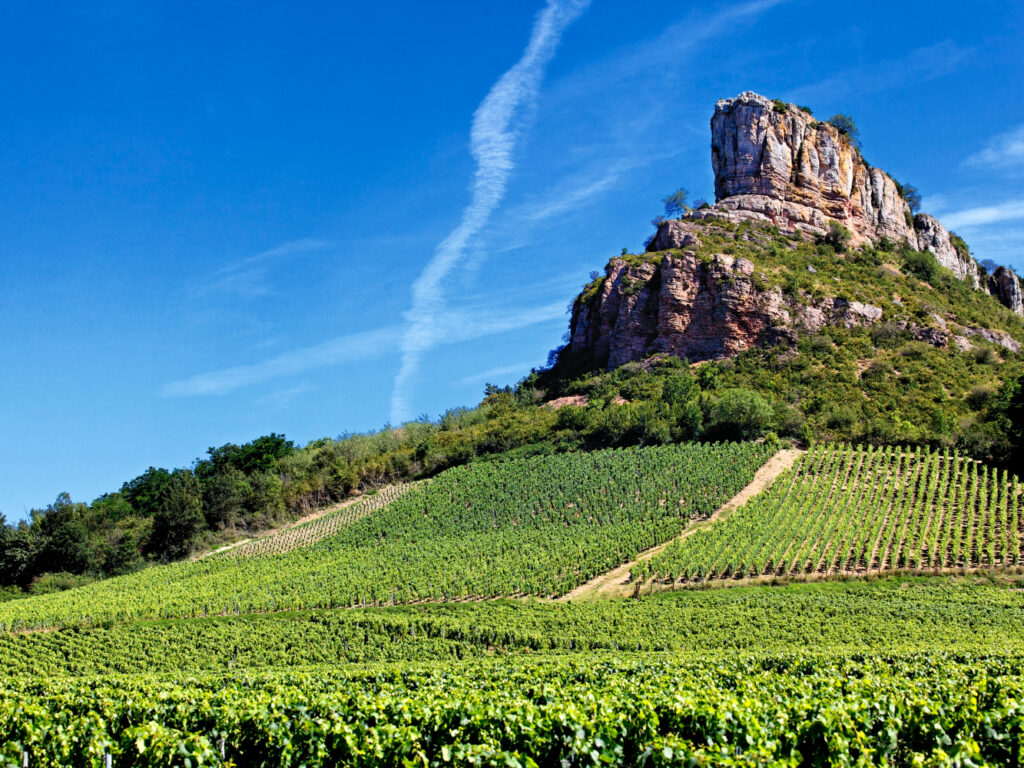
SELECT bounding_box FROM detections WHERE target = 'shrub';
[974,347,998,366]
[817,221,853,252]
[966,384,995,410]
[901,248,948,284]
[826,114,860,144]
[772,99,788,113]
[706,388,774,441]
[29,572,98,595]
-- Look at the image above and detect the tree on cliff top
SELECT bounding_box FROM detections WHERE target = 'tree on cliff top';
[826,114,860,146]
[662,188,690,219]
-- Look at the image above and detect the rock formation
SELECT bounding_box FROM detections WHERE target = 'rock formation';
[989,266,1024,316]
[913,214,980,288]
[558,91,1023,372]
[706,92,916,245]
[564,249,903,371]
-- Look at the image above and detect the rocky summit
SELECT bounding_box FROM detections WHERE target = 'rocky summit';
[558,91,1023,373]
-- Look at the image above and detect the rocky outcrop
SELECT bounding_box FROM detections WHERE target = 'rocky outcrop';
[709,92,916,245]
[566,253,787,370]
[561,247,1018,372]
[563,250,892,370]
[989,267,1023,316]
[913,214,980,287]
[695,91,1021,316]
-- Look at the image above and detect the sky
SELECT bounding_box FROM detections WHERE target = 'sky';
[1,0,1022,519]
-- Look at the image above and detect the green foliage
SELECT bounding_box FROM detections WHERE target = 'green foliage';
[901,247,945,284]
[949,231,972,261]
[706,388,774,441]
[826,113,860,144]
[893,179,922,213]
[29,571,98,595]
[771,98,787,113]
[0,577,1021,675]
[146,471,204,560]
[3,636,1024,765]
[816,220,853,252]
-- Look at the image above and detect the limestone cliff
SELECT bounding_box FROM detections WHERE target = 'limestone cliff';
[707,92,915,245]
[565,247,895,371]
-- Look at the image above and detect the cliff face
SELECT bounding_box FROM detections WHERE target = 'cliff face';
[709,92,916,245]
[567,252,789,370]
[566,248,902,370]
[913,214,980,287]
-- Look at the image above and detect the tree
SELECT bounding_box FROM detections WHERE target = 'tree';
[121,467,174,517]
[146,470,204,560]
[706,388,774,441]
[203,434,295,477]
[32,493,93,576]
[662,188,690,219]
[995,372,1024,464]
[817,221,853,252]
[826,114,859,145]
[0,516,41,588]
[900,183,922,213]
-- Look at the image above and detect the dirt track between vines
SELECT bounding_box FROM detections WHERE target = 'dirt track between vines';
[560,447,805,601]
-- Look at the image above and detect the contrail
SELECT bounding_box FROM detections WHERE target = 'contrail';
[389,0,590,424]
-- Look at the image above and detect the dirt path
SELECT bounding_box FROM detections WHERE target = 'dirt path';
[559,447,805,601]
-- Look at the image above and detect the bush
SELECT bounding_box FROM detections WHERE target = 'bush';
[966,384,995,410]
[826,114,860,144]
[706,388,774,441]
[817,221,853,252]
[900,249,943,284]
[29,572,98,595]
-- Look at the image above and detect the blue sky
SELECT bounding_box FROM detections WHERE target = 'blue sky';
[2,0,1022,518]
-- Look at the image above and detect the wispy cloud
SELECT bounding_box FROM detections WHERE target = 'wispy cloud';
[253,382,316,409]
[456,361,538,387]
[784,40,972,104]
[161,301,565,398]
[190,239,331,299]
[965,124,1024,169]
[388,0,591,425]
[162,325,401,397]
[942,199,1024,230]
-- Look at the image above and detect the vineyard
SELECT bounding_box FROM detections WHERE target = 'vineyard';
[3,651,1024,767]
[220,483,413,558]
[0,442,773,631]
[0,576,1021,677]
[638,444,1024,584]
